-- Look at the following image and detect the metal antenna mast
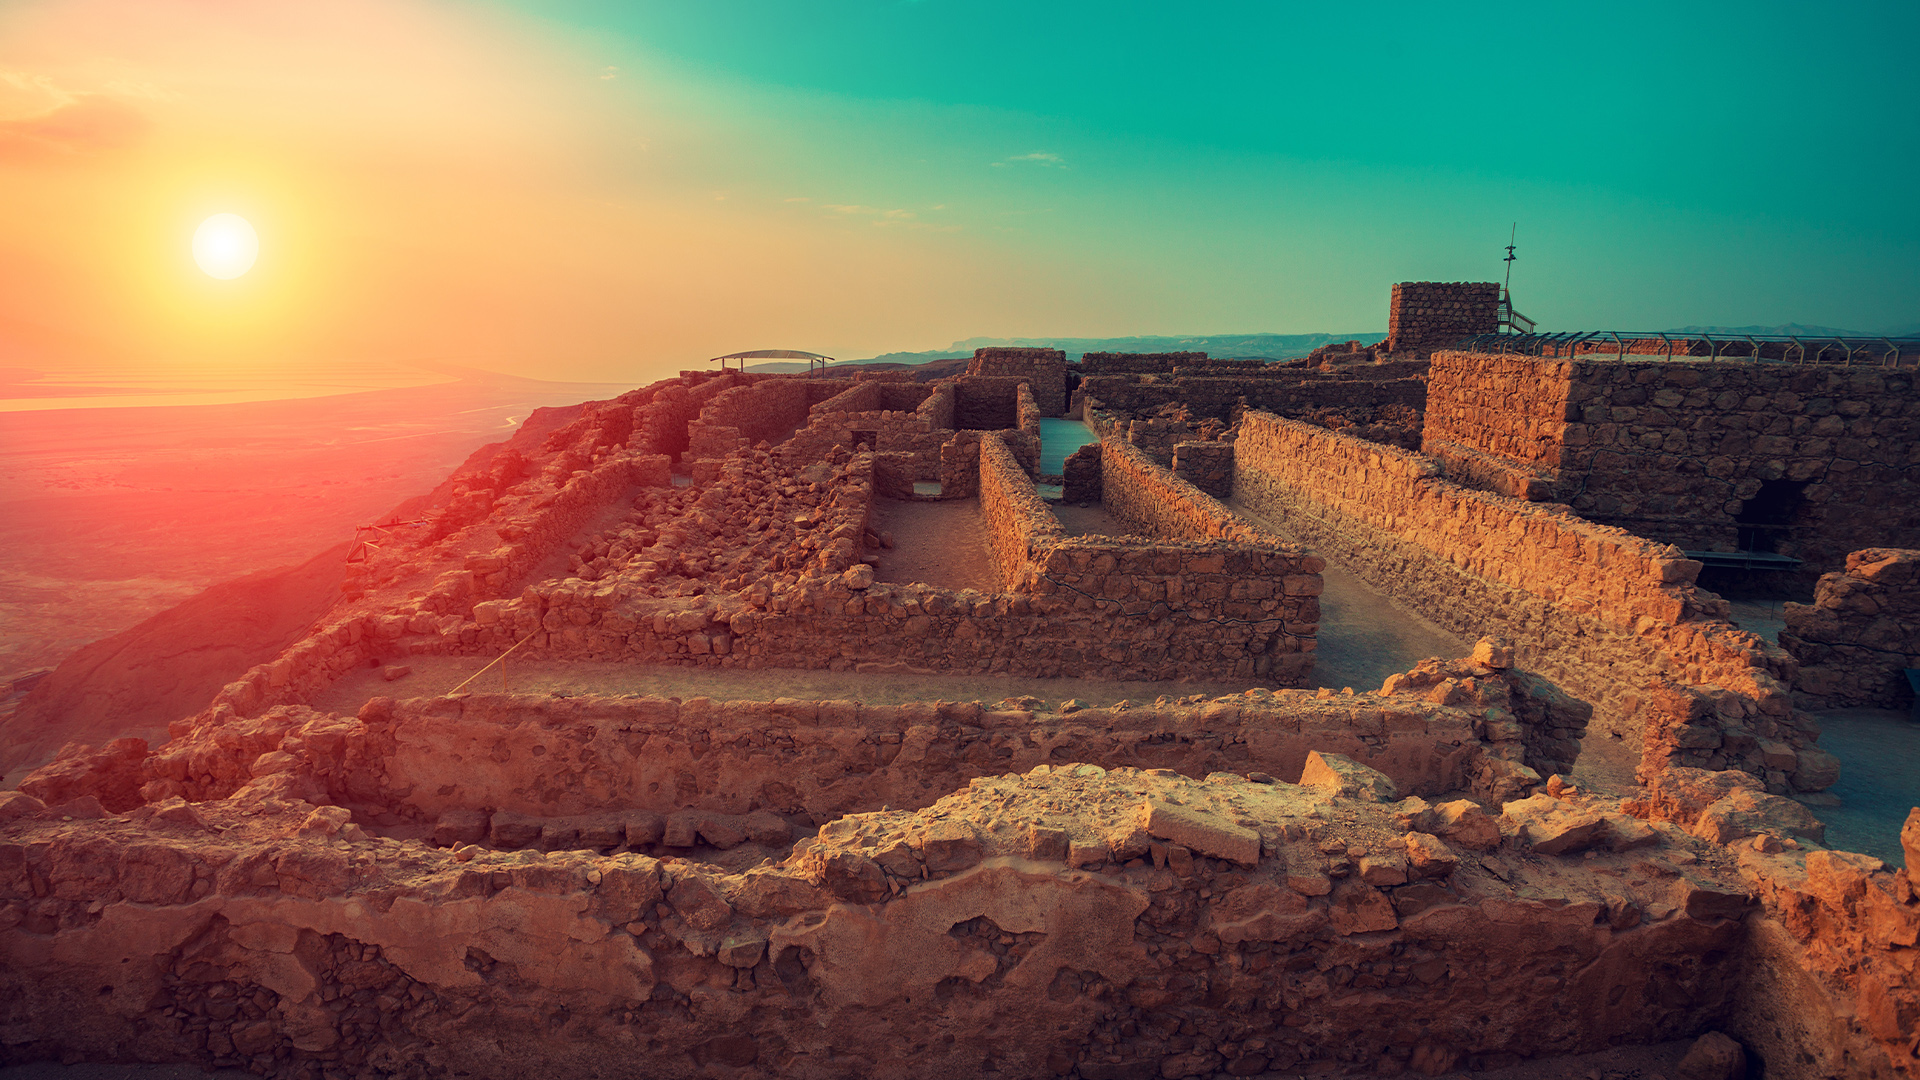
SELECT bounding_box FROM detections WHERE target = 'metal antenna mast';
[1503,223,1517,292]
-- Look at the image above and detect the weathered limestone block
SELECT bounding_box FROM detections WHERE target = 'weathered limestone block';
[1298,752,1399,803]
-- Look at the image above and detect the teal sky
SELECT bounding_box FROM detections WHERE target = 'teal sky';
[5,0,1912,383]
[505,0,1919,348]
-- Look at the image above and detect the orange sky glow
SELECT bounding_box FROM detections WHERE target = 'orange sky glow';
[0,0,1077,386]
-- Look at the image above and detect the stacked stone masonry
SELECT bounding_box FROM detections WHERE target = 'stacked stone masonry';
[967,348,1068,416]
[1386,282,1501,354]
[6,700,1915,1079]
[1422,351,1920,591]
[1231,410,1831,794]
[1782,548,1920,710]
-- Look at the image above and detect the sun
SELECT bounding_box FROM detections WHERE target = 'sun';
[192,213,259,279]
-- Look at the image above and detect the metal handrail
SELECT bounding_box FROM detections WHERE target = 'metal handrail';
[1445,331,1920,368]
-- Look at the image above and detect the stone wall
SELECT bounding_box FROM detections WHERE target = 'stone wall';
[1124,416,1195,465]
[1173,441,1235,499]
[1782,548,1920,710]
[374,431,1318,686]
[1062,443,1102,504]
[967,348,1068,416]
[954,376,1026,431]
[8,746,1890,1080]
[1081,372,1425,423]
[782,381,944,478]
[1099,437,1268,546]
[1420,352,1920,585]
[1231,411,1835,794]
[684,377,845,462]
[1078,351,1205,374]
[978,434,1065,591]
[1386,282,1501,354]
[935,382,1042,497]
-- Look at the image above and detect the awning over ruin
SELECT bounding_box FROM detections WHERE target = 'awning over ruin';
[709,349,835,372]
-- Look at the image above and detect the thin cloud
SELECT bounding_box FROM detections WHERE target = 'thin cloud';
[991,151,1066,168]
[0,95,150,162]
[598,66,619,81]
[816,203,957,232]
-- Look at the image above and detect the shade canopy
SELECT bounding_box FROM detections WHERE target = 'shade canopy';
[709,349,834,362]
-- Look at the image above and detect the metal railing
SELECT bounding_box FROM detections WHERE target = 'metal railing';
[1497,302,1535,335]
[1451,330,1920,368]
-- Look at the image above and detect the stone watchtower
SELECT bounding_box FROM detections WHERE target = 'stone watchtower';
[1386,282,1502,355]
[965,347,1068,417]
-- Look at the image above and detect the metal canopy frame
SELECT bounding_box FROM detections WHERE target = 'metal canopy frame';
[709,349,836,373]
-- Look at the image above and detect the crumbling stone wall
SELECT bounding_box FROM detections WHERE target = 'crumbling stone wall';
[1386,282,1501,354]
[782,381,944,478]
[1124,415,1196,465]
[121,687,1507,824]
[1783,548,1920,710]
[1632,769,1920,1076]
[5,753,1878,1080]
[1232,411,1833,794]
[967,347,1068,416]
[684,377,845,462]
[1421,351,1920,585]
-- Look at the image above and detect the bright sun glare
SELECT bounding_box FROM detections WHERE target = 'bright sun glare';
[192,213,259,279]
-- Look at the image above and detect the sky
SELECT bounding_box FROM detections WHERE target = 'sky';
[1,0,1915,386]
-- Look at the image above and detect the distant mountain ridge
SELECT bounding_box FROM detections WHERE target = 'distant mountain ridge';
[745,332,1386,373]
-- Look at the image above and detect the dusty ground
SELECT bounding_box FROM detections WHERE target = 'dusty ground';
[867,496,998,591]
[0,369,625,684]
[1051,501,1142,538]
[308,654,1268,717]
[1810,706,1920,865]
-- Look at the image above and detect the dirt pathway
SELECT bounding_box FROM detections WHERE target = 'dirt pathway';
[866,496,997,591]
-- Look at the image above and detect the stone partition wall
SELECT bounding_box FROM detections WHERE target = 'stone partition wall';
[1782,548,1920,710]
[1231,411,1835,794]
[1422,351,1575,501]
[978,433,1064,590]
[126,682,1518,824]
[1420,351,1920,585]
[935,382,1042,497]
[1173,441,1235,498]
[1386,282,1501,354]
[966,347,1068,415]
[1099,436,1274,547]
[919,380,956,430]
[953,376,1026,430]
[343,432,1319,686]
[1077,351,1205,374]
[1080,372,1425,423]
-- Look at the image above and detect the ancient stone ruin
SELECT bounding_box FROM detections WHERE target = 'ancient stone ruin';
[4,285,1919,1078]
